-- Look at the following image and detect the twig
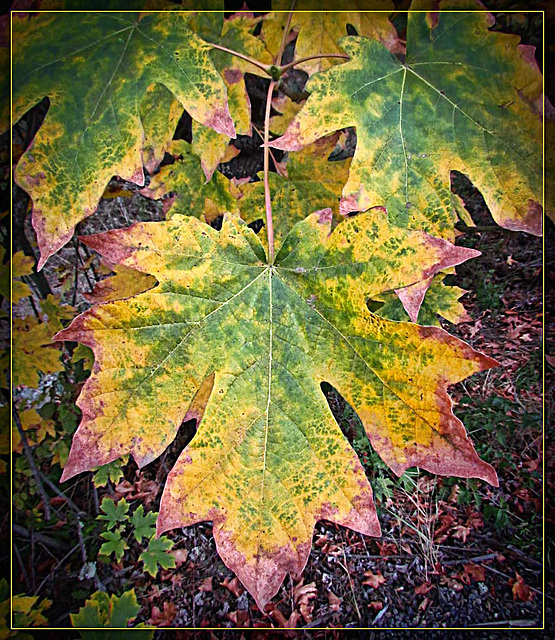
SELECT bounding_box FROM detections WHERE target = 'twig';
[455,222,508,233]
[13,541,31,591]
[12,407,52,521]
[469,619,539,628]
[209,42,272,76]
[263,79,277,264]
[74,241,94,292]
[37,469,85,516]
[441,552,498,566]
[280,53,350,73]
[34,541,84,596]
[91,477,100,515]
[13,524,68,552]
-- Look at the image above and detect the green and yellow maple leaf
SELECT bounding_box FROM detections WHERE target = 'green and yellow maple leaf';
[140,140,240,221]
[190,11,273,179]
[272,4,543,238]
[375,273,470,326]
[238,135,351,251]
[262,0,402,73]
[12,316,65,388]
[84,262,157,304]
[56,211,496,608]
[0,248,34,304]
[13,11,235,269]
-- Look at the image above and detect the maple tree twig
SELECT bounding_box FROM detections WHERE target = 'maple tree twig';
[263,79,277,264]
[280,53,350,73]
[13,407,52,521]
[276,0,296,66]
[208,42,272,76]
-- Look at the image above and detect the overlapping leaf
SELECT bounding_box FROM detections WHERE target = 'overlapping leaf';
[238,135,351,251]
[272,3,543,238]
[56,211,496,607]
[189,9,273,179]
[262,0,403,74]
[140,140,239,221]
[12,11,235,268]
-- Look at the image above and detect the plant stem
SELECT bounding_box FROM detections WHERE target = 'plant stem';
[263,79,277,264]
[209,42,272,76]
[275,0,296,65]
[280,53,350,73]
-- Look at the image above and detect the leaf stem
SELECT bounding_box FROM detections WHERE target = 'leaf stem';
[263,79,277,265]
[208,42,272,76]
[275,0,297,66]
[280,53,350,73]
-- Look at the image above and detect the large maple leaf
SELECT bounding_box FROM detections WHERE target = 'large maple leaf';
[56,211,497,608]
[272,3,543,238]
[12,11,235,268]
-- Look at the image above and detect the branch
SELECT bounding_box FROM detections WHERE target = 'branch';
[280,53,350,74]
[209,42,272,76]
[13,407,52,521]
[263,80,277,264]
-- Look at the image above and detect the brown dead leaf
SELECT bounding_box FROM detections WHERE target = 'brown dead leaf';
[419,596,432,611]
[510,572,534,602]
[368,601,383,613]
[414,581,434,595]
[148,602,177,627]
[198,576,213,592]
[220,576,244,598]
[362,569,385,589]
[452,524,471,543]
[171,548,189,566]
[227,609,250,627]
[460,563,486,585]
[293,581,318,623]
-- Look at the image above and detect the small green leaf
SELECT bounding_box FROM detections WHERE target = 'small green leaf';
[139,536,175,577]
[130,505,158,543]
[92,459,127,488]
[99,530,128,563]
[98,498,129,530]
[71,589,153,638]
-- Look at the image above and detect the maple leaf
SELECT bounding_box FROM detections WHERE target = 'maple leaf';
[262,0,403,75]
[140,83,184,175]
[374,273,470,326]
[99,530,128,563]
[190,10,273,179]
[0,248,34,304]
[56,210,497,608]
[84,262,157,305]
[140,140,239,222]
[70,590,150,633]
[139,536,176,577]
[98,497,129,530]
[238,135,351,251]
[12,316,65,388]
[12,11,235,268]
[272,3,543,238]
[131,504,158,542]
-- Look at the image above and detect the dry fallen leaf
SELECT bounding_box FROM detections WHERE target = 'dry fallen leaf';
[220,576,244,598]
[510,572,534,602]
[414,581,434,596]
[363,569,386,589]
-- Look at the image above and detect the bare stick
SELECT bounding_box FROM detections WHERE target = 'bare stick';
[263,79,277,264]
[37,469,85,516]
[13,541,31,591]
[280,53,350,74]
[209,42,272,76]
[13,407,52,521]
